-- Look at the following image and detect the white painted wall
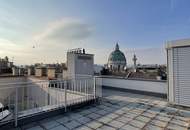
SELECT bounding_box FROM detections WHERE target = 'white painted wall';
[66,52,94,79]
[96,77,167,94]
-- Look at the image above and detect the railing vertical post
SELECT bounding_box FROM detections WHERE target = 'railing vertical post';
[14,87,18,127]
[8,94,11,113]
[93,77,96,99]
[64,80,67,112]
[85,80,87,101]
[48,82,50,105]
[79,80,82,103]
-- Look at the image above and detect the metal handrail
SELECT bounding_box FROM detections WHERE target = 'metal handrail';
[0,77,102,127]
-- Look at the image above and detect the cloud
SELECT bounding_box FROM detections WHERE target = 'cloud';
[0,18,95,65]
[34,18,93,42]
[0,39,23,55]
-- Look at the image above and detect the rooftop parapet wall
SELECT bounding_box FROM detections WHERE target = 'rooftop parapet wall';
[95,76,167,97]
[97,75,167,82]
[166,38,190,49]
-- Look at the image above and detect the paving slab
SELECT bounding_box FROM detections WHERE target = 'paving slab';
[40,120,60,130]
[94,110,109,116]
[129,119,146,129]
[120,124,140,130]
[26,126,43,130]
[167,123,188,130]
[143,124,163,130]
[50,125,68,130]
[150,119,168,128]
[170,118,189,127]
[123,112,138,119]
[97,117,113,124]
[154,115,171,122]
[75,116,91,124]
[22,122,39,130]
[75,126,93,130]
[135,115,151,123]
[86,113,102,120]
[79,110,92,115]
[108,120,125,128]
[116,116,132,124]
[142,112,156,118]
[64,120,81,129]
[56,116,71,124]
[105,113,119,119]
[86,121,103,129]
[97,125,116,130]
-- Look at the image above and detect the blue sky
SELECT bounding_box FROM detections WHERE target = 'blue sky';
[0,0,190,65]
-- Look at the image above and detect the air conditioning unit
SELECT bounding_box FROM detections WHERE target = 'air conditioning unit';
[166,39,190,107]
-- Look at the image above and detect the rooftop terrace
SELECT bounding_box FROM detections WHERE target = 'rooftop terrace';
[6,88,190,130]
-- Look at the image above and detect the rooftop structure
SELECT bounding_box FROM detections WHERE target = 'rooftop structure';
[64,48,94,79]
[67,48,85,54]
[166,38,190,107]
[166,38,190,49]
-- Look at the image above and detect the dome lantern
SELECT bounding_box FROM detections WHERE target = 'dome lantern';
[115,43,119,50]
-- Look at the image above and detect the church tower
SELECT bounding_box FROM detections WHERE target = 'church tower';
[132,54,137,72]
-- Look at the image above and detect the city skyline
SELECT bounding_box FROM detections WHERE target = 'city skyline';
[0,0,190,65]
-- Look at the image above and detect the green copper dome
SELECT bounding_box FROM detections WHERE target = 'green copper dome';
[108,43,126,64]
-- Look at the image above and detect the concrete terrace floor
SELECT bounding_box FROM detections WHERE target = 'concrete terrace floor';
[8,88,190,130]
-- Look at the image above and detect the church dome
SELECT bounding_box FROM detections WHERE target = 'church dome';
[108,43,126,65]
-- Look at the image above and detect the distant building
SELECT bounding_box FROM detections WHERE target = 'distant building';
[47,67,56,79]
[12,66,25,76]
[0,56,13,74]
[107,43,126,72]
[22,48,94,79]
[94,64,103,75]
[126,64,167,80]
[47,66,63,79]
[63,48,94,79]
[12,67,19,76]
[35,66,47,77]
[28,66,35,76]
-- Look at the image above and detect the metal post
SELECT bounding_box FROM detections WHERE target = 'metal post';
[48,83,50,105]
[85,80,87,102]
[1,106,3,118]
[93,77,96,99]
[14,87,18,127]
[79,80,82,103]
[8,94,11,112]
[60,81,62,107]
[64,80,67,112]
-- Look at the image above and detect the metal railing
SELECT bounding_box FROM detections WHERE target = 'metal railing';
[0,77,102,127]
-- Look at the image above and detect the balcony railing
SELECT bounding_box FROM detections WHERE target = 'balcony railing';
[0,76,102,127]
